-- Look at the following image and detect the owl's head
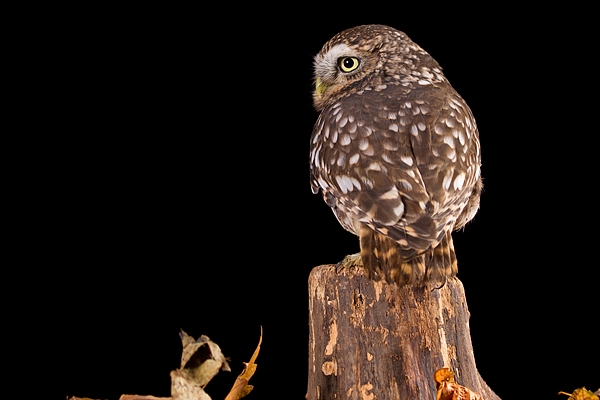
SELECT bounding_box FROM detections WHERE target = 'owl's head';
[312,24,441,111]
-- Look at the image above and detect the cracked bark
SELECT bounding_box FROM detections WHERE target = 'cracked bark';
[306,264,501,400]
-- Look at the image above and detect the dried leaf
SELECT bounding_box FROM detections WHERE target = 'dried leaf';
[434,368,455,386]
[434,368,483,400]
[178,330,230,388]
[171,331,231,400]
[67,398,106,400]
[224,327,262,400]
[171,369,212,400]
[558,387,600,400]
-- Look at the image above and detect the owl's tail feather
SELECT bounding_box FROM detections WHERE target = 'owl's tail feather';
[423,231,458,284]
[359,225,457,286]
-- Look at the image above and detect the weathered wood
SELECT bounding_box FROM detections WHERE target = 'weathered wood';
[307,264,500,400]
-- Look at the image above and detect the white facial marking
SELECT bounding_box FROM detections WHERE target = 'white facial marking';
[315,43,353,79]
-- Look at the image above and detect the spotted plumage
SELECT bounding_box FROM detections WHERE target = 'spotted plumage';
[309,24,482,286]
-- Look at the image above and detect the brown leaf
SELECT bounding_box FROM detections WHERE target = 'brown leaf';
[558,387,600,400]
[171,368,212,400]
[170,331,232,400]
[434,368,483,400]
[224,327,262,400]
[178,330,230,388]
[67,398,106,400]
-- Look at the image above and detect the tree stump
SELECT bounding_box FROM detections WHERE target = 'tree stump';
[306,263,500,400]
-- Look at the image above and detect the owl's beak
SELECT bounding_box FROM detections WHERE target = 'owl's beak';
[315,76,327,98]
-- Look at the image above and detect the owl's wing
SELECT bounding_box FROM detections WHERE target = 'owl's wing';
[309,85,480,252]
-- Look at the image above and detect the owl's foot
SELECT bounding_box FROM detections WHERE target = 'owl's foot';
[335,253,363,275]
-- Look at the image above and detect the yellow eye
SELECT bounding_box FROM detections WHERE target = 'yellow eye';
[338,57,360,73]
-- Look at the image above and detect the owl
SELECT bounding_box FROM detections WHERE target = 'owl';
[309,24,482,286]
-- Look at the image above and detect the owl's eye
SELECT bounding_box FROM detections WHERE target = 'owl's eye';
[338,57,360,73]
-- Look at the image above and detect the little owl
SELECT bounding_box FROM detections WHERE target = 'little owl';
[309,24,482,286]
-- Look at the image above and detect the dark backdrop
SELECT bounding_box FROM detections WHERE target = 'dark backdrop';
[41,5,598,400]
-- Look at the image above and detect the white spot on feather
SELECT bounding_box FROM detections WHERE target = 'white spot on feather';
[442,173,452,190]
[458,131,466,146]
[393,203,405,216]
[318,177,329,190]
[358,138,369,150]
[443,136,455,148]
[398,180,412,191]
[335,175,348,194]
[453,172,466,190]
[380,188,398,199]
[367,162,381,171]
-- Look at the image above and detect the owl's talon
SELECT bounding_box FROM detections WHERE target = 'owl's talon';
[335,253,362,274]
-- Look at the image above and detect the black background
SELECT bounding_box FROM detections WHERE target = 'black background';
[33,4,598,400]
